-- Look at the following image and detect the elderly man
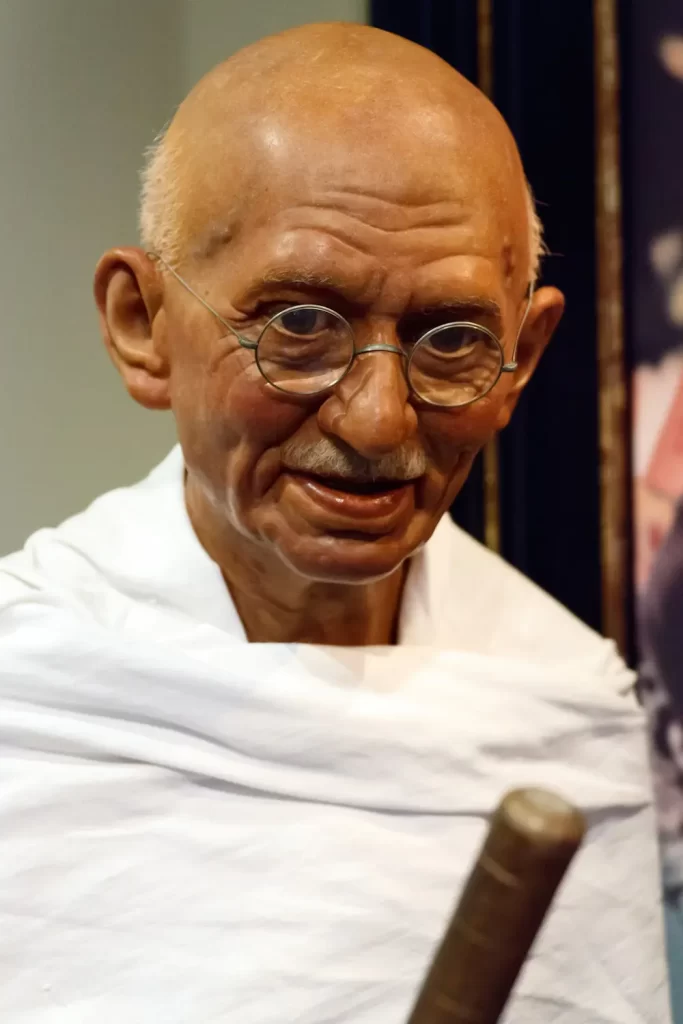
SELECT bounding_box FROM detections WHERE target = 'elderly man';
[0,22,669,1024]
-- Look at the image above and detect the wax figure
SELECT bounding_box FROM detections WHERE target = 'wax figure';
[0,23,669,1023]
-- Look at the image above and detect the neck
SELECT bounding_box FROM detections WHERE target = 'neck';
[227,561,407,645]
[186,486,407,646]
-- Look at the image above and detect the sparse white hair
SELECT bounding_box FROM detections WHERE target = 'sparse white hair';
[525,184,545,284]
[139,125,546,282]
[139,123,181,262]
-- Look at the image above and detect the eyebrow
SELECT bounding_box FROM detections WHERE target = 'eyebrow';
[258,269,340,291]
[251,272,503,323]
[410,297,503,321]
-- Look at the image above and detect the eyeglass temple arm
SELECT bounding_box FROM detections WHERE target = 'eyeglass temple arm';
[147,252,257,350]
[503,281,536,373]
[149,252,536,368]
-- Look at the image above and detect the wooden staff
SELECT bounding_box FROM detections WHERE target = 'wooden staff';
[406,788,586,1024]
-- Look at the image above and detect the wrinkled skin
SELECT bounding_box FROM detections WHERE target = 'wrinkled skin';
[94,23,564,644]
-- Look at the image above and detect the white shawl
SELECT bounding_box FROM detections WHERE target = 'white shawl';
[0,449,670,1022]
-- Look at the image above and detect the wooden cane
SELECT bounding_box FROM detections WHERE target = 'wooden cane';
[406,787,586,1024]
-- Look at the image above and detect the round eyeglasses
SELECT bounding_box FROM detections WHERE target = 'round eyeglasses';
[151,255,532,409]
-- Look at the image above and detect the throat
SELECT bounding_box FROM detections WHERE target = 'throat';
[226,563,408,646]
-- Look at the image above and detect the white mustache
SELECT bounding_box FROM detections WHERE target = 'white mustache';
[280,438,429,483]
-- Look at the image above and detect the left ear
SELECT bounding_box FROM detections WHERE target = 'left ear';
[495,285,565,429]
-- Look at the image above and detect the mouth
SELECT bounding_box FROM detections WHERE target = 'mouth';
[285,470,419,524]
[297,473,413,496]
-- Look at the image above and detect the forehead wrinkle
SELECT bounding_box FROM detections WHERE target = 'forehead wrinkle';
[242,250,509,322]
[256,220,382,270]
[410,255,511,315]
[241,260,382,308]
[306,192,470,232]
[229,232,382,306]
[222,195,518,312]
[261,212,490,273]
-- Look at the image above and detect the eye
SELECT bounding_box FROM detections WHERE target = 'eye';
[429,326,481,356]
[421,325,489,359]
[275,307,335,338]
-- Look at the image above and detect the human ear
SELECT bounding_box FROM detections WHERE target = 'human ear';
[93,246,170,410]
[495,285,565,429]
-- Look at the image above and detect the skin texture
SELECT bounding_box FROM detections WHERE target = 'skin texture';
[94,23,564,645]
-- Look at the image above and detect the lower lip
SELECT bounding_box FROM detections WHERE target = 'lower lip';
[295,475,415,520]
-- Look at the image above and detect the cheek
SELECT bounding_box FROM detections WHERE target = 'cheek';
[224,371,309,450]
[417,396,508,517]
[421,395,505,467]
[169,347,312,497]
[171,342,304,443]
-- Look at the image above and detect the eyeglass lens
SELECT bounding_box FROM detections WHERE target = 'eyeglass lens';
[407,324,503,406]
[256,307,354,395]
[254,305,503,405]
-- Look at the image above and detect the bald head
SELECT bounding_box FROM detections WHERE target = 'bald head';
[140,22,543,282]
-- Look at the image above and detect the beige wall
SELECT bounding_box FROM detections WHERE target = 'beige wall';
[0,0,366,555]
[183,0,368,90]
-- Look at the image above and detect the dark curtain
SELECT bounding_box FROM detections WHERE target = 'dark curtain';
[371,0,603,634]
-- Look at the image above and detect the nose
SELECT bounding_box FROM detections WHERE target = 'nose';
[317,345,419,459]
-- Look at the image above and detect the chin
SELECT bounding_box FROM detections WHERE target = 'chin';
[274,531,418,585]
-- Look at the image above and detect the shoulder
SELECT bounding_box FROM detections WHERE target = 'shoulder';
[0,449,185,615]
[0,448,239,639]
[403,514,629,682]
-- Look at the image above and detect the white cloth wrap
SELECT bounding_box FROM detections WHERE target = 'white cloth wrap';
[0,449,670,1023]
